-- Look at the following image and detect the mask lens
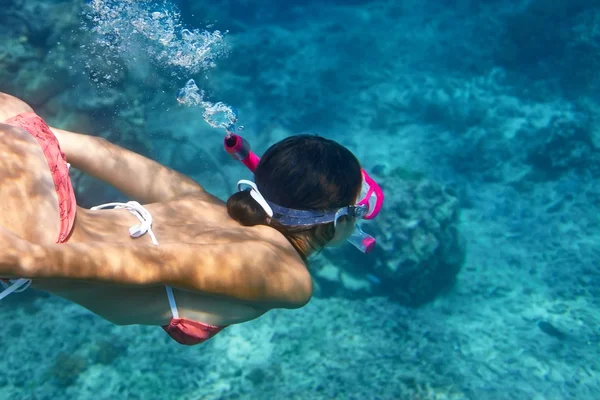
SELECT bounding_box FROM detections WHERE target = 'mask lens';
[358,170,383,220]
[357,180,378,218]
[365,191,378,218]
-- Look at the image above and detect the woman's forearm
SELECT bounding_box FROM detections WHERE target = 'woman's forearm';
[50,127,101,171]
[51,127,203,203]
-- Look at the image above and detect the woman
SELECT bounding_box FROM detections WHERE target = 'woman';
[0,92,382,345]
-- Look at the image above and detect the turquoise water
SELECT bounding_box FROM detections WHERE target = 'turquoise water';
[1,0,599,399]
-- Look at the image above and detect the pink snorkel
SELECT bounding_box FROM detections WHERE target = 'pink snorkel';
[223,132,260,172]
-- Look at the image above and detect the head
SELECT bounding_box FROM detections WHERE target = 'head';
[226,134,363,260]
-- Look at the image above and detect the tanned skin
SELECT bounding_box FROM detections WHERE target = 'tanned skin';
[0,92,312,327]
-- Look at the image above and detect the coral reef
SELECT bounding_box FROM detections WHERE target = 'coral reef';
[495,0,600,94]
[1,0,599,399]
[523,112,598,180]
[314,167,464,306]
[48,352,88,388]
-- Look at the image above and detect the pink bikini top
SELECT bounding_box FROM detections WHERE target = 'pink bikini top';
[5,112,76,243]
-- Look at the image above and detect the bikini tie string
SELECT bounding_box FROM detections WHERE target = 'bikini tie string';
[91,201,159,245]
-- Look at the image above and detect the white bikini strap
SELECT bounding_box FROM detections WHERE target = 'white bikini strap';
[164,286,179,319]
[92,201,177,316]
[91,201,159,245]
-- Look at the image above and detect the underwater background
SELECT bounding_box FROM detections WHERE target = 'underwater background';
[1,0,599,398]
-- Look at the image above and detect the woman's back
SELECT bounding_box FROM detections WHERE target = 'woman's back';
[35,194,278,327]
[0,93,285,328]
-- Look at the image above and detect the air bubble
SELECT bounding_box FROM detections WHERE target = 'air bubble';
[84,0,228,76]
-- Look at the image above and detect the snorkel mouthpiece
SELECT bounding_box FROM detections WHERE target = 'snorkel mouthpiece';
[348,224,376,254]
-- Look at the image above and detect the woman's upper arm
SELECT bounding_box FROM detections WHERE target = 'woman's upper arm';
[258,244,313,309]
[26,238,312,309]
[184,241,313,309]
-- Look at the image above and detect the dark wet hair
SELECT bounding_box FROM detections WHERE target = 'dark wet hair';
[227,134,362,260]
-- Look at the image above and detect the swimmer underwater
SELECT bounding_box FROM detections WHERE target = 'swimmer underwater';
[0,92,384,345]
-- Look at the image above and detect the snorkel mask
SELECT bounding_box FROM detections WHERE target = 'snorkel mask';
[224,130,384,253]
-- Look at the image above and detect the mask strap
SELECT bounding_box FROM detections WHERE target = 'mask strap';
[237,180,274,217]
